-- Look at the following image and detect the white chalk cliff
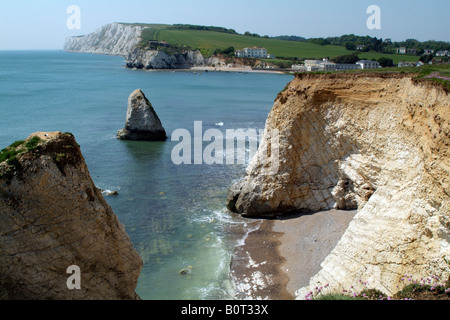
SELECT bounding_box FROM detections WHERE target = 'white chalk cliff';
[64,23,227,69]
[125,47,224,70]
[227,73,450,298]
[64,23,145,56]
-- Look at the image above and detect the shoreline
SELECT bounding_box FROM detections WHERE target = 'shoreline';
[127,65,293,75]
[230,219,294,300]
[230,210,357,300]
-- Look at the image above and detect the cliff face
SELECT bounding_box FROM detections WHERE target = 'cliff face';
[64,23,145,56]
[64,23,227,69]
[0,132,142,300]
[125,47,223,70]
[228,73,450,297]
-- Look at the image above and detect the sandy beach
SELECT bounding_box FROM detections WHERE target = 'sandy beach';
[230,210,357,300]
[190,66,289,74]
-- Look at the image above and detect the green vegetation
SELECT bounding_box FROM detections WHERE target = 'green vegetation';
[54,153,66,163]
[271,34,450,55]
[298,62,450,92]
[0,140,25,164]
[311,280,450,300]
[377,57,395,67]
[135,24,446,68]
[0,133,78,179]
[25,136,42,151]
[307,264,450,300]
[358,51,419,64]
[136,24,172,46]
[331,53,360,64]
[169,24,238,35]
[139,25,351,60]
[0,137,43,175]
[414,63,450,91]
[313,293,357,300]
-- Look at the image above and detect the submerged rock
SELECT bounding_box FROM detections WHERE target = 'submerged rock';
[117,89,167,141]
[100,188,119,196]
[179,266,193,275]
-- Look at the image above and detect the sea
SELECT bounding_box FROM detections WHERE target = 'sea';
[0,50,293,300]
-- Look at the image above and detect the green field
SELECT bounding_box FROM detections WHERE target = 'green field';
[309,61,450,91]
[354,51,419,64]
[136,24,421,64]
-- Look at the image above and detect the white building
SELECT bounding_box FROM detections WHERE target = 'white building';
[396,47,407,54]
[398,61,416,67]
[235,47,268,59]
[291,64,306,71]
[335,64,362,70]
[356,60,380,69]
[304,59,324,71]
[318,61,337,71]
[436,50,449,57]
[398,61,426,68]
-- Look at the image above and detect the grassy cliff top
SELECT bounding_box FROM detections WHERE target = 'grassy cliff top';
[0,132,79,180]
[301,62,450,92]
[131,23,418,63]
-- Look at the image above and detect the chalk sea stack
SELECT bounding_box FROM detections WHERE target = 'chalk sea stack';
[117,89,167,141]
[0,132,143,299]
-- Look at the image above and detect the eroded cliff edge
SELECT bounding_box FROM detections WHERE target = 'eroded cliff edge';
[227,72,450,297]
[0,132,143,300]
[64,23,225,70]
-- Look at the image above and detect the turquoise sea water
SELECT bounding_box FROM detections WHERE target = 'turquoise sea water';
[0,51,293,300]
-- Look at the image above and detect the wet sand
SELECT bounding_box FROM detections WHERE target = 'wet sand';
[230,210,357,300]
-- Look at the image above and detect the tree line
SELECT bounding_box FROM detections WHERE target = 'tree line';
[268,34,450,55]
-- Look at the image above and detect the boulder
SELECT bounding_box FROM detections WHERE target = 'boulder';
[117,89,167,141]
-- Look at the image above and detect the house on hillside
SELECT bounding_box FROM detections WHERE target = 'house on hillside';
[396,47,407,54]
[356,60,380,69]
[235,47,274,59]
[436,50,450,57]
[398,61,417,67]
[398,61,425,68]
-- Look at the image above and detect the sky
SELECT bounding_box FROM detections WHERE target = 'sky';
[0,0,449,50]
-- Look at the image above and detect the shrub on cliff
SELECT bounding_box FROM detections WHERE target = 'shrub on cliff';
[310,274,450,300]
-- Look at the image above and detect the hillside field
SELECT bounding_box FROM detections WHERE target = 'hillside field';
[133,24,419,64]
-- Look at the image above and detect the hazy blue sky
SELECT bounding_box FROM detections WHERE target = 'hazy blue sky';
[0,0,449,50]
